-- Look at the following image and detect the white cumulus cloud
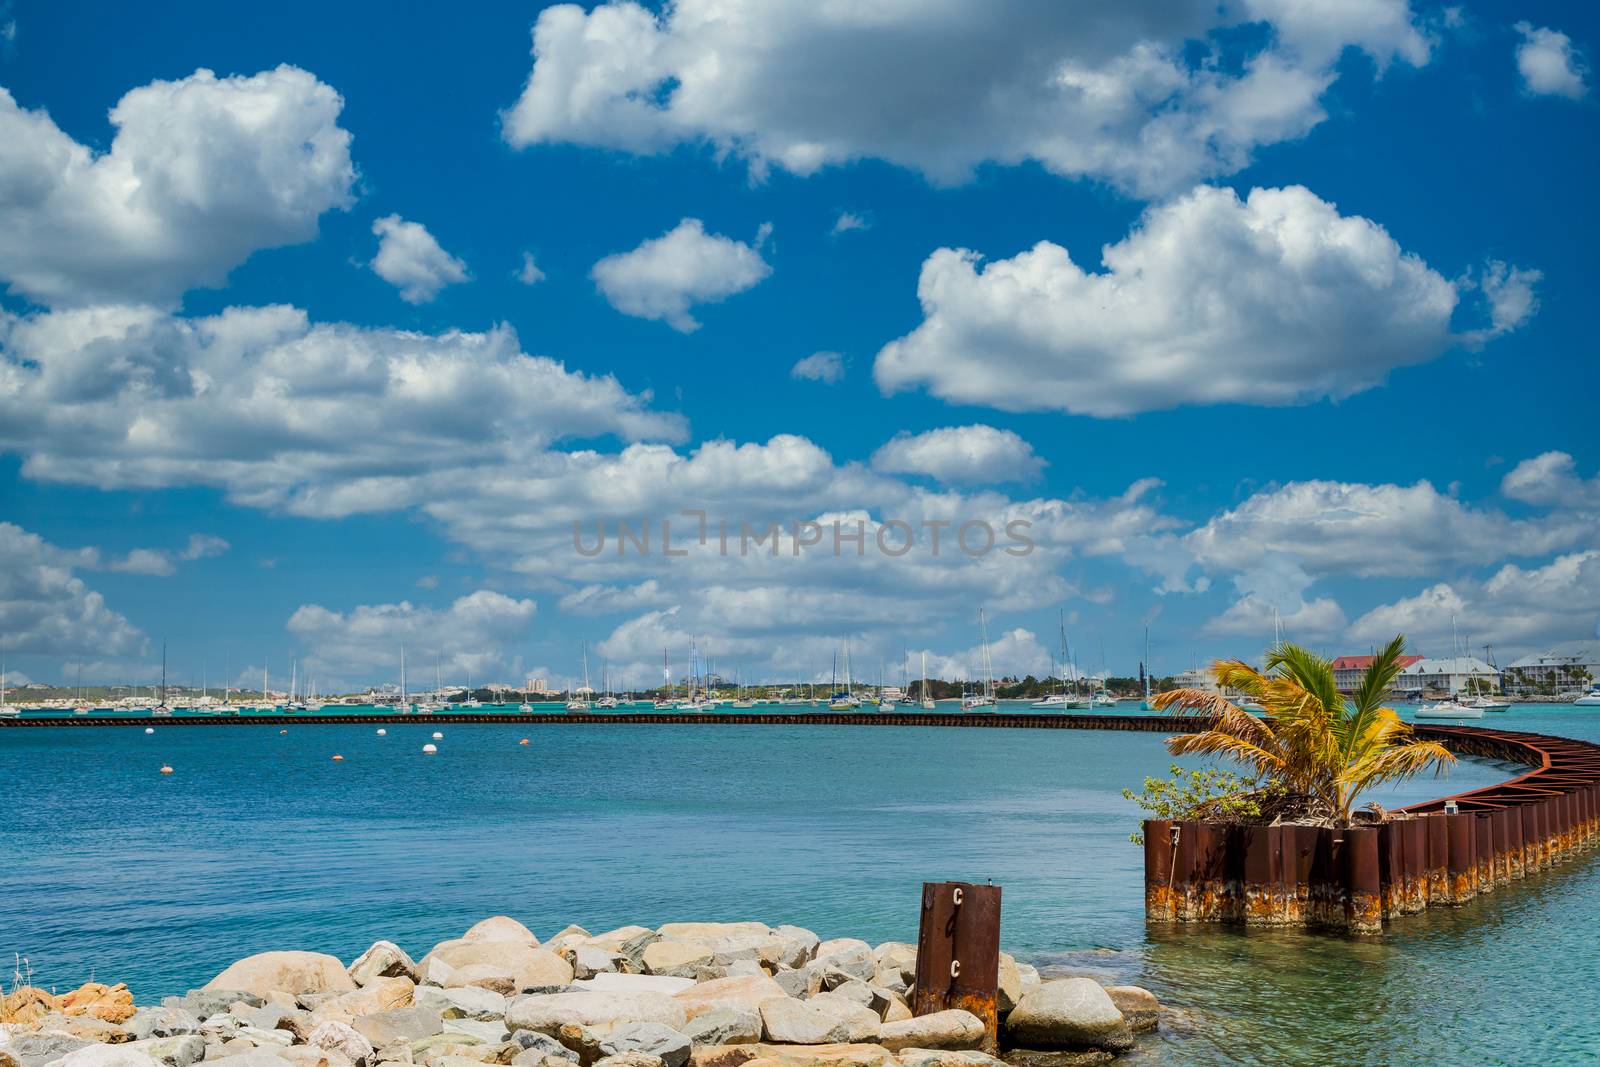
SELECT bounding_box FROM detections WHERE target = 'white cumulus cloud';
[591,218,771,331]
[875,185,1533,417]
[872,425,1044,485]
[287,590,538,690]
[1501,452,1600,510]
[501,0,1431,197]
[371,215,470,304]
[0,522,144,658]
[1514,22,1588,99]
[0,303,686,515]
[790,351,844,384]
[0,66,354,308]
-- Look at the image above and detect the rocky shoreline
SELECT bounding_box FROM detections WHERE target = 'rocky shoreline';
[0,918,1166,1067]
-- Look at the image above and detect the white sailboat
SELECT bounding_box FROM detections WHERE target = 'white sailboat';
[151,642,172,717]
[675,638,714,710]
[828,639,862,709]
[961,611,997,711]
[1415,699,1485,720]
[1139,625,1155,710]
[0,645,17,718]
[919,651,936,709]
[597,663,621,709]
[1032,613,1079,710]
[567,645,593,710]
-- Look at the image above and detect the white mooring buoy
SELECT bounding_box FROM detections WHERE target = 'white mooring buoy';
[422,743,438,754]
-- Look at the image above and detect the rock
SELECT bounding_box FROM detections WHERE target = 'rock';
[446,966,519,996]
[124,1036,207,1067]
[281,1047,355,1067]
[207,953,359,1000]
[49,1046,165,1067]
[237,1025,295,1047]
[771,929,818,962]
[592,1055,663,1067]
[308,1021,375,1066]
[672,978,788,1023]
[1002,981,1132,1053]
[756,1001,846,1046]
[689,1044,895,1067]
[581,929,654,954]
[768,972,819,1002]
[795,997,875,1044]
[720,964,763,980]
[570,977,694,997]
[0,988,56,1026]
[415,986,507,1022]
[809,942,868,967]
[463,920,540,946]
[1100,988,1157,1035]
[6,1032,92,1067]
[350,944,421,987]
[999,1052,1113,1067]
[597,1023,691,1067]
[316,980,417,1025]
[871,945,915,977]
[679,1008,762,1048]
[642,944,714,980]
[505,992,687,1040]
[162,990,264,1019]
[509,1032,577,1064]
[547,927,590,944]
[876,1011,984,1052]
[894,1052,1006,1067]
[655,925,771,944]
[56,984,137,1025]
[28,1014,130,1044]
[351,1005,445,1049]
[1015,966,1041,1003]
[997,957,1023,1015]
[444,1019,511,1045]
[509,1055,573,1067]
[421,944,571,994]
[127,1009,203,1042]
[572,947,624,981]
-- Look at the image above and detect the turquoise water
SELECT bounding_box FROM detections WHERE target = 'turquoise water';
[4,703,1597,1065]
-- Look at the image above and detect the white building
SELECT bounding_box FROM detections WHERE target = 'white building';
[1171,667,1219,694]
[1395,656,1501,696]
[1504,640,1600,695]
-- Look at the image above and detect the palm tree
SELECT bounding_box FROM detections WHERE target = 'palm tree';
[1153,635,1455,826]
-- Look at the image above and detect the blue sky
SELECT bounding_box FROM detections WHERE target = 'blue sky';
[1,0,1596,693]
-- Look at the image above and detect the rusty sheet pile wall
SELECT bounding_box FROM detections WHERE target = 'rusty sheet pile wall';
[1143,726,1600,934]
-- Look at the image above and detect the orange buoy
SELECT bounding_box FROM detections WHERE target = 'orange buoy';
[519,738,530,746]
[331,754,345,761]
[159,765,174,775]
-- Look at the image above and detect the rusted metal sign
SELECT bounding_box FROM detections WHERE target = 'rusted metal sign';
[913,880,1002,1050]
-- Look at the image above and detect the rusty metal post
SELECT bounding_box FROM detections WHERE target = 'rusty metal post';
[1240,824,1279,925]
[1473,815,1493,893]
[1342,826,1381,934]
[1425,814,1449,903]
[1445,812,1477,904]
[1143,820,1178,922]
[1376,822,1404,919]
[1401,818,1428,912]
[914,881,1001,1052]
[1507,807,1526,881]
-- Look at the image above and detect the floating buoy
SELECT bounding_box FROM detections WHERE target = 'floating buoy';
[279,729,288,735]
[159,765,173,775]
[518,738,530,746]
[431,731,443,740]
[376,728,387,736]
[422,743,438,754]
[144,727,155,735]
[331,754,344,762]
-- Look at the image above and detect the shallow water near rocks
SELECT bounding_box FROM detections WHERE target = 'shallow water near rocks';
[5,704,1598,1065]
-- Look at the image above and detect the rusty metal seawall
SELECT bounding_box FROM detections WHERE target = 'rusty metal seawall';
[1142,725,1600,935]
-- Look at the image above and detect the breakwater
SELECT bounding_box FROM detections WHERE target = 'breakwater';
[0,710,1201,730]
[1142,725,1600,934]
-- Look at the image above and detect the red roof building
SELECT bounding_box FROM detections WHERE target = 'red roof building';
[1332,654,1424,692]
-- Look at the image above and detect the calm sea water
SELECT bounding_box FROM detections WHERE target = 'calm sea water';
[4,703,1597,1066]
